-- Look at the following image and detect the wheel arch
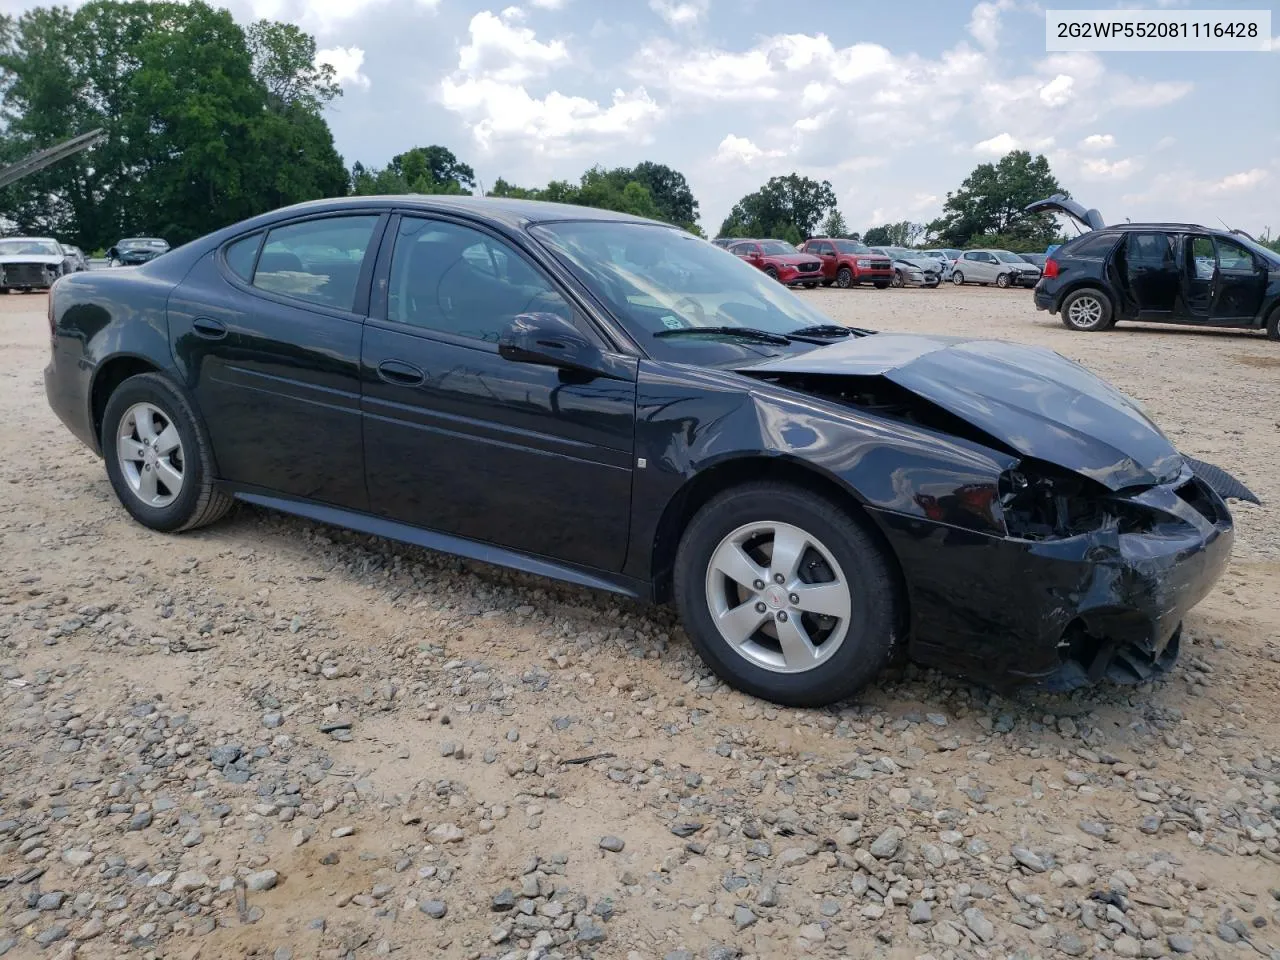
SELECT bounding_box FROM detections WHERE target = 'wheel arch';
[1052,278,1114,313]
[648,455,909,618]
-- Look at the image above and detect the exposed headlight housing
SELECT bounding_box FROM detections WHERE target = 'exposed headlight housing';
[998,461,1161,540]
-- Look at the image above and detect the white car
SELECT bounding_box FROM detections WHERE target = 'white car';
[0,237,76,292]
[950,249,1042,289]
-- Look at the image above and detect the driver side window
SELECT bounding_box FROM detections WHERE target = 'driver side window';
[387,217,572,343]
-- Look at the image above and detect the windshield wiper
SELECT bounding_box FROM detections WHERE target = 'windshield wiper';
[654,326,793,345]
[789,324,852,338]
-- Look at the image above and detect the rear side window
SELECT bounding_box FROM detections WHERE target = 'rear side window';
[224,233,262,281]
[253,216,380,311]
[1061,232,1119,259]
[1125,232,1174,264]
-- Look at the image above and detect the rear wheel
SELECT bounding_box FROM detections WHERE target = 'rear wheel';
[951,270,965,285]
[835,267,853,288]
[673,482,901,707]
[101,373,233,533]
[1267,307,1280,341]
[1060,288,1114,332]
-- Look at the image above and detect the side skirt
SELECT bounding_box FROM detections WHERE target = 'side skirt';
[226,486,650,601]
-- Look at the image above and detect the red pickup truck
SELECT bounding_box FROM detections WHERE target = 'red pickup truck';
[726,239,825,287]
[798,237,894,289]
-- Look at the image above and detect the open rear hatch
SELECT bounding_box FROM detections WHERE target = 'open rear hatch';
[1024,193,1105,232]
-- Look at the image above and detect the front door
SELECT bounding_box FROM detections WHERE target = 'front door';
[360,214,637,572]
[1122,231,1178,317]
[1211,236,1268,322]
[811,241,837,280]
[1183,236,1216,318]
[167,212,386,508]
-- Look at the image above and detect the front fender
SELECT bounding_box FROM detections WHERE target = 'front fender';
[622,359,1015,584]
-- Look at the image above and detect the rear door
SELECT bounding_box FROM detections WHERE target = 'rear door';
[359,213,637,571]
[1211,236,1268,322]
[1122,231,1179,317]
[168,212,387,509]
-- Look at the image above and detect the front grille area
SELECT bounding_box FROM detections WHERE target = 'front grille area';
[2,263,49,287]
[797,262,819,273]
[1175,476,1218,523]
[870,259,891,269]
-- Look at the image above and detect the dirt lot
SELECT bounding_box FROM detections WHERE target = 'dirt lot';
[1,286,1277,960]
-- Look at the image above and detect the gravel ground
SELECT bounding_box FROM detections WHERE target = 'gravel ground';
[1,286,1277,960]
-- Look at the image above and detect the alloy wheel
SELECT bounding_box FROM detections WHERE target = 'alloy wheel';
[951,271,964,285]
[116,402,185,508]
[891,272,904,288]
[996,273,1011,288]
[1067,294,1104,329]
[703,521,852,674]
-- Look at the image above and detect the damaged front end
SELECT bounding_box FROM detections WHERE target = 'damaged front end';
[737,335,1256,692]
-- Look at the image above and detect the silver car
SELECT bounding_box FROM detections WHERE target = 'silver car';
[867,247,942,288]
[950,249,1042,288]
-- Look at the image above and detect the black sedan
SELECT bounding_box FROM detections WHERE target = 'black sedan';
[44,197,1252,706]
[107,237,170,266]
[1027,195,1280,338]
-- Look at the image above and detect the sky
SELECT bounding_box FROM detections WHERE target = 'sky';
[5,0,1279,236]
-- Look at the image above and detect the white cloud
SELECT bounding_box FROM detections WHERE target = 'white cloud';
[316,46,370,91]
[457,9,569,83]
[1038,73,1074,107]
[968,0,1014,52]
[1154,135,1176,150]
[530,0,567,7]
[1080,157,1140,180]
[1079,133,1115,150]
[973,132,1053,155]
[713,134,784,165]
[1212,168,1268,192]
[650,0,709,28]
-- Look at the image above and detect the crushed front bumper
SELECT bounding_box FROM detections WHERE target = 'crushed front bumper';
[866,469,1234,691]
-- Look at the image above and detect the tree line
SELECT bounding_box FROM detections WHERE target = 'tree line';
[0,0,1072,253]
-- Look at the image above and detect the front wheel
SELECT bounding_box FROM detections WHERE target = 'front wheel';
[102,373,234,533]
[951,271,965,285]
[1060,288,1114,332]
[765,267,780,283]
[891,271,904,288]
[835,267,853,288]
[673,482,902,707]
[1266,307,1280,341]
[996,272,1011,289]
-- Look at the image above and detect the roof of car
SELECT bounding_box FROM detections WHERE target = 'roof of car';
[1091,222,1220,234]
[251,195,665,230]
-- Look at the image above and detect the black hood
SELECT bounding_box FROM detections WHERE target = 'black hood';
[739,334,1183,490]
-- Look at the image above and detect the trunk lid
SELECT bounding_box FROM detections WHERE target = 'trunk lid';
[1024,193,1106,232]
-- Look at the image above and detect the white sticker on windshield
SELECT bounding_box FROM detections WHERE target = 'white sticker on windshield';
[661,315,684,330]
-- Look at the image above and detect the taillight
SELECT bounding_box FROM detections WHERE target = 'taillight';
[1043,258,1060,279]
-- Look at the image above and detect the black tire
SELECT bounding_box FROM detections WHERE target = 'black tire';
[673,482,902,707]
[835,267,853,288]
[996,272,1011,289]
[891,271,904,288]
[951,270,965,285]
[1266,307,1280,342]
[765,266,780,283]
[873,280,890,289]
[1059,288,1114,332]
[101,373,233,533]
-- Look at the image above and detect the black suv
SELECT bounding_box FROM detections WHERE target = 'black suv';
[1026,195,1280,340]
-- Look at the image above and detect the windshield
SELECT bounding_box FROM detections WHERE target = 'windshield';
[531,221,841,364]
[832,240,870,254]
[757,240,797,255]
[881,247,917,258]
[994,251,1028,263]
[0,239,61,256]
[120,239,167,250]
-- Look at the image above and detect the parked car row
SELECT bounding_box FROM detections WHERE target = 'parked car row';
[0,234,172,292]
[0,237,87,292]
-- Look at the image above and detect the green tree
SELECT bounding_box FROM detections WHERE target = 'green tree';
[246,20,340,114]
[719,174,837,240]
[0,0,348,250]
[928,151,1064,248]
[490,162,701,232]
[821,208,848,238]
[625,161,698,228]
[863,221,924,247]
[349,145,475,196]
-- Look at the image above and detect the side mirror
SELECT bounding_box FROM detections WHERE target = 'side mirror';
[499,312,606,377]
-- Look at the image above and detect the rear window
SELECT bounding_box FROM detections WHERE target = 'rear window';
[1060,232,1120,259]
